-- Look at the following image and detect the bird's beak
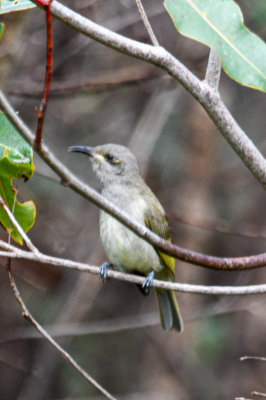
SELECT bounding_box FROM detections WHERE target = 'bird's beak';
[68,145,105,163]
[68,145,95,157]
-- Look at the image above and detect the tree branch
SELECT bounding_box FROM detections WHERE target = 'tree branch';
[34,0,54,149]
[7,263,117,400]
[135,0,159,46]
[1,242,266,295]
[205,49,222,90]
[31,0,266,188]
[251,392,266,398]
[7,66,157,97]
[0,89,265,271]
[0,195,39,254]
[0,307,250,343]
[240,356,266,362]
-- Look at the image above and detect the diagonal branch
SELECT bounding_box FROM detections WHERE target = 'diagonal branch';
[7,264,117,400]
[0,89,265,271]
[3,159,116,400]
[0,195,39,254]
[135,0,159,46]
[31,0,266,188]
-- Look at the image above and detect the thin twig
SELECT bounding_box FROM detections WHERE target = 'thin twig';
[235,397,253,400]
[9,178,19,229]
[0,241,17,251]
[34,0,54,149]
[205,48,222,90]
[0,89,265,271]
[46,2,163,73]
[7,66,157,97]
[6,265,117,400]
[0,243,266,295]
[240,356,266,362]
[0,313,159,343]
[129,89,180,175]
[252,392,266,398]
[171,212,266,240]
[3,175,116,399]
[37,0,266,188]
[135,0,159,46]
[0,307,251,343]
[0,195,39,254]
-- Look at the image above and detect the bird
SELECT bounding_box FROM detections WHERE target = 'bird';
[68,143,183,332]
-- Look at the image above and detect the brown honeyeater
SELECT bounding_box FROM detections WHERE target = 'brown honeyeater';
[68,144,183,332]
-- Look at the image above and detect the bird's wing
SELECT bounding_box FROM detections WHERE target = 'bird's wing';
[144,201,175,279]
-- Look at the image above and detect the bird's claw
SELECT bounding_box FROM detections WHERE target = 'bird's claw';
[142,270,154,295]
[98,262,112,282]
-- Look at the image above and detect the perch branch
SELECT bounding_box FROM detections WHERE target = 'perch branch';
[0,89,265,271]
[0,241,266,295]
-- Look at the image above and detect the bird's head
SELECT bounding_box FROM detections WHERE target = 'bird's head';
[68,143,140,186]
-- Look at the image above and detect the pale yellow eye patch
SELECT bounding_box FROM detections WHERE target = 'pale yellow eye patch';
[114,159,121,164]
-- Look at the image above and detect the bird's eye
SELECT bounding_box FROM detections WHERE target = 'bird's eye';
[105,154,114,161]
[105,154,121,165]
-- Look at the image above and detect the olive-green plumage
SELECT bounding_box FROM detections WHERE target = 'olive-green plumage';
[68,143,183,332]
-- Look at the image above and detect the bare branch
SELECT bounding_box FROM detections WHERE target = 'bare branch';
[3,177,116,399]
[0,313,159,343]
[129,89,180,175]
[34,0,54,149]
[7,66,157,97]
[34,0,266,188]
[235,397,253,400]
[0,241,18,252]
[135,0,159,46]
[0,195,39,254]
[252,392,266,398]
[171,212,266,240]
[6,264,117,400]
[1,243,266,295]
[240,356,266,362]
[0,89,265,271]
[0,308,251,343]
[205,49,222,90]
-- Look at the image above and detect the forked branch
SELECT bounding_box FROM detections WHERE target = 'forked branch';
[31,0,266,188]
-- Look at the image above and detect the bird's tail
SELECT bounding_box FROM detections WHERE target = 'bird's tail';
[155,288,184,332]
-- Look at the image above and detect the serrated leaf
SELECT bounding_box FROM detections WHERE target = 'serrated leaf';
[0,112,36,244]
[0,0,35,15]
[165,0,266,92]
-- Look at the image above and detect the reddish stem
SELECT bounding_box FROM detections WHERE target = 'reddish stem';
[34,0,53,149]
[33,0,50,6]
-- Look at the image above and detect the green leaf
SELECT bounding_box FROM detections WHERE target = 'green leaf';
[0,112,36,244]
[0,23,4,39]
[0,0,35,15]
[165,0,266,92]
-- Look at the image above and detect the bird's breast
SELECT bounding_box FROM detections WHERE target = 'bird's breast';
[99,196,163,275]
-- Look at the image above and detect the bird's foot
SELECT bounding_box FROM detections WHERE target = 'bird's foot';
[142,270,154,295]
[99,262,112,282]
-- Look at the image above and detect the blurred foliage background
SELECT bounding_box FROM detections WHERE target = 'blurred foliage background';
[0,0,265,399]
